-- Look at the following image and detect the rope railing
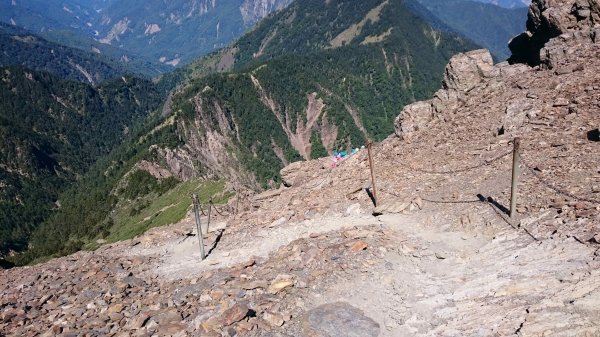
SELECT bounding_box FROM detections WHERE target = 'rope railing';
[385,143,597,206]
[381,187,482,204]
[209,200,228,216]
[393,149,513,175]
[520,155,600,205]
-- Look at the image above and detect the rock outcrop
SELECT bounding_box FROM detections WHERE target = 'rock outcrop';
[394,49,529,140]
[509,0,600,65]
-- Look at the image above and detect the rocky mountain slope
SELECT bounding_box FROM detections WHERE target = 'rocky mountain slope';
[1,0,598,336]
[1,0,293,66]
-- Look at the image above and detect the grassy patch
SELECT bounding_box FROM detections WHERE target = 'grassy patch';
[329,0,389,47]
[105,179,229,243]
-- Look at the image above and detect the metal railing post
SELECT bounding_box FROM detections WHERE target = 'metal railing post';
[192,194,206,260]
[510,138,521,220]
[206,199,212,235]
[367,141,378,206]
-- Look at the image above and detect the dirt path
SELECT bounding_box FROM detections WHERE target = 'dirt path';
[132,213,380,280]
[307,213,600,336]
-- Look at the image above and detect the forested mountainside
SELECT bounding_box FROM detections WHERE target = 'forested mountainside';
[414,0,527,60]
[163,0,479,185]
[0,23,138,84]
[0,66,162,258]
[5,0,481,265]
[0,0,293,66]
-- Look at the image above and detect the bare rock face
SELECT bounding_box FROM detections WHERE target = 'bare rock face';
[442,49,495,93]
[135,160,173,180]
[509,0,600,66]
[239,0,293,25]
[395,49,494,140]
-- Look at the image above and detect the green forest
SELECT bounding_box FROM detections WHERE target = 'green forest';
[0,65,163,258]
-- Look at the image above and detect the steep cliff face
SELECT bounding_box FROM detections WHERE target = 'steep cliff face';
[240,0,294,25]
[159,93,261,189]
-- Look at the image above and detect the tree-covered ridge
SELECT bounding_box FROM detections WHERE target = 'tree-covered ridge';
[0,23,168,83]
[0,65,162,256]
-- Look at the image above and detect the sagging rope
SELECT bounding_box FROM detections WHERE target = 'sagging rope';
[381,187,482,204]
[394,149,513,175]
[521,156,600,205]
[209,200,228,216]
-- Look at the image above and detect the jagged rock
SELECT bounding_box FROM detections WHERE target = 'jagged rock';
[502,99,531,133]
[280,161,307,187]
[280,159,329,187]
[241,280,268,290]
[394,101,435,140]
[150,308,182,325]
[267,276,294,294]
[442,49,494,93]
[350,240,368,252]
[302,302,380,337]
[395,49,493,140]
[262,312,286,327]
[220,303,251,326]
[509,0,600,66]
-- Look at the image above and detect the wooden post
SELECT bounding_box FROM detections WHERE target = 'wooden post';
[192,194,206,260]
[367,141,378,206]
[510,138,521,220]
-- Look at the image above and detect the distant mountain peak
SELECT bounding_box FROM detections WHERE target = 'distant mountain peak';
[1,0,295,66]
[473,0,530,8]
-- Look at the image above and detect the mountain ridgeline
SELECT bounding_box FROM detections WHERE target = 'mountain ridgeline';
[1,0,294,66]
[0,23,138,85]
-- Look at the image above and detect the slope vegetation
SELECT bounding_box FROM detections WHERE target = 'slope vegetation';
[0,23,132,84]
